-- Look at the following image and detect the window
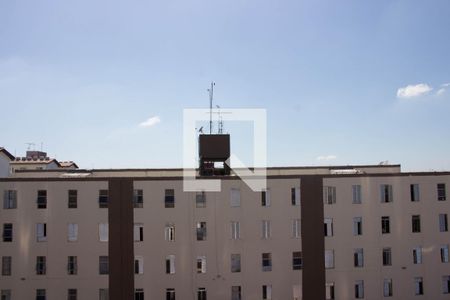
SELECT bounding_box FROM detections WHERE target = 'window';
[326,282,335,300]
[196,191,206,208]
[2,223,12,242]
[197,288,207,300]
[441,245,449,263]
[230,188,241,207]
[383,279,393,297]
[99,223,108,242]
[36,256,46,275]
[325,250,334,269]
[197,256,206,274]
[99,289,109,300]
[135,289,144,300]
[134,223,144,242]
[262,220,271,239]
[1,290,11,300]
[323,186,336,204]
[231,221,240,240]
[410,184,419,202]
[262,253,272,271]
[99,190,108,208]
[68,223,78,242]
[353,217,362,236]
[443,275,450,294]
[196,222,207,241]
[166,288,175,300]
[36,289,46,300]
[165,189,175,208]
[382,248,392,266]
[292,219,300,238]
[440,214,448,232]
[166,255,175,274]
[36,223,47,242]
[99,256,109,275]
[292,187,300,205]
[231,254,241,273]
[380,184,393,203]
[352,185,362,204]
[324,218,333,237]
[165,223,175,242]
[413,247,422,264]
[134,256,144,274]
[68,256,77,275]
[355,280,364,299]
[293,251,302,270]
[68,289,77,300]
[414,277,423,295]
[261,189,270,207]
[68,190,77,208]
[438,183,447,201]
[37,190,47,209]
[231,286,241,300]
[381,216,390,234]
[3,190,17,209]
[1,256,11,276]
[412,215,421,233]
[133,189,143,208]
[354,248,364,267]
[262,285,272,300]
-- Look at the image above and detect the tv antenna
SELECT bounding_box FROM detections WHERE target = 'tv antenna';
[207,81,215,134]
[26,142,35,151]
[216,105,224,134]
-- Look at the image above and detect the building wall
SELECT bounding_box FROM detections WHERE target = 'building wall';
[1,172,449,300]
[324,175,450,300]
[0,181,108,300]
[0,153,10,177]
[133,178,302,299]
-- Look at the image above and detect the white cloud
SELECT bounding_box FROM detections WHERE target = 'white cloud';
[317,155,337,161]
[441,83,450,87]
[397,83,432,99]
[139,116,161,128]
[437,88,446,96]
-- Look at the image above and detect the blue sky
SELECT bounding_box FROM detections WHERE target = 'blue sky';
[0,0,449,171]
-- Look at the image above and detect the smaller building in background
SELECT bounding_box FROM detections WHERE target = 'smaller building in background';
[0,148,14,178]
[0,149,78,176]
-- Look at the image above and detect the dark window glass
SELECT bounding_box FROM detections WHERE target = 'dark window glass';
[133,190,143,208]
[36,256,46,275]
[37,190,47,209]
[99,256,109,274]
[68,190,77,209]
[99,190,108,208]
[438,184,447,201]
[293,251,302,270]
[165,189,175,208]
[2,224,12,242]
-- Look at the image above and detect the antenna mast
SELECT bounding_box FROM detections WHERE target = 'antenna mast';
[207,81,215,134]
[216,105,223,134]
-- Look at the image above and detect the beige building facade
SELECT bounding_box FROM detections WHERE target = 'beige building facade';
[0,165,449,300]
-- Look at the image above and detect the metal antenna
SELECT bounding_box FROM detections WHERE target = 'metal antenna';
[26,142,35,151]
[216,105,223,134]
[207,82,215,134]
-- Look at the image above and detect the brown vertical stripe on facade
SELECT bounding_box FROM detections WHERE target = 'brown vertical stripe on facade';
[301,175,325,300]
[109,179,134,300]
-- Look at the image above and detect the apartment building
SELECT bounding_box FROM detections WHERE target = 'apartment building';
[0,138,449,300]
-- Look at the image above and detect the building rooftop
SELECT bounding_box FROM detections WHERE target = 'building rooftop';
[0,147,15,160]
[5,164,407,179]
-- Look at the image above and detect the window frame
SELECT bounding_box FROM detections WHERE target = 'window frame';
[68,190,77,209]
